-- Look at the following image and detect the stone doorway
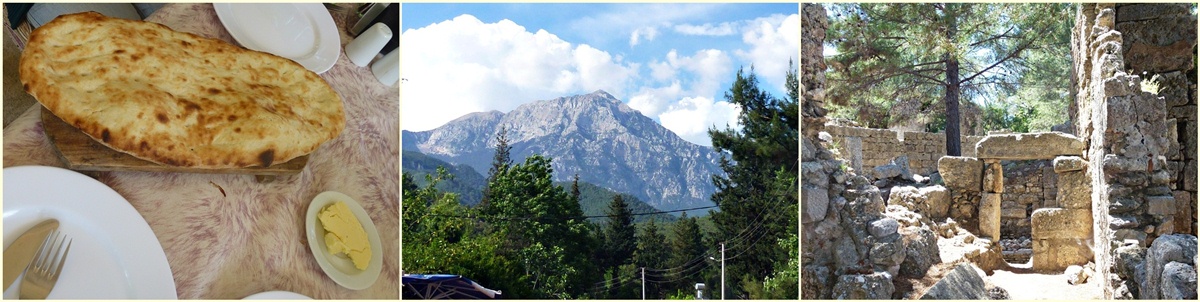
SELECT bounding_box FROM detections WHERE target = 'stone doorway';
[974,132,1092,272]
[997,159,1056,265]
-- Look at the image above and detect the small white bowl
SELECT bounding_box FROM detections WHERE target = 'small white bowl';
[305,191,382,290]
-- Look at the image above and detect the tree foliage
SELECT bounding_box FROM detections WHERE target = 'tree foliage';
[707,64,799,298]
[825,3,1072,145]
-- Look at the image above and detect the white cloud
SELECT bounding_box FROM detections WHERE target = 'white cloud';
[658,97,741,146]
[629,26,659,47]
[401,14,639,131]
[628,81,683,117]
[735,14,800,92]
[673,22,738,36]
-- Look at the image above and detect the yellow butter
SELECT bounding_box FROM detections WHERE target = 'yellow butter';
[318,201,372,270]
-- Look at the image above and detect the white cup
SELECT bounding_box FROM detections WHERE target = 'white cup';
[344,23,392,67]
[371,49,399,86]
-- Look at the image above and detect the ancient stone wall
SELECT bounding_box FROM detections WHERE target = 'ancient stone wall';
[1114,3,1199,238]
[824,125,985,176]
[999,160,1058,238]
[1071,3,1197,298]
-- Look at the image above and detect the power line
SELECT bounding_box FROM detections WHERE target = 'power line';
[420,205,720,222]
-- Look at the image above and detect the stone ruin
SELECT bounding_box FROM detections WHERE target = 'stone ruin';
[801,3,1198,300]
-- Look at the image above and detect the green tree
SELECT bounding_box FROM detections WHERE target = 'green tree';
[481,154,596,298]
[479,124,512,209]
[707,65,799,298]
[826,3,1072,152]
[634,219,670,298]
[664,213,708,294]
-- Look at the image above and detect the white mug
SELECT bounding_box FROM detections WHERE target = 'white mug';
[371,49,399,86]
[344,23,392,67]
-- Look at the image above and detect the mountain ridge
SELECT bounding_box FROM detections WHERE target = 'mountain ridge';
[402,90,724,212]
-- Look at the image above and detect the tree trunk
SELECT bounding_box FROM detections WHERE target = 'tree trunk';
[945,55,961,156]
[944,4,962,156]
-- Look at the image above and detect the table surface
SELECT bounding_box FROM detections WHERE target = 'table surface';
[2,3,399,299]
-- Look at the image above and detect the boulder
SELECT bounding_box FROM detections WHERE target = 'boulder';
[938,156,982,192]
[921,186,951,218]
[975,132,1085,160]
[831,272,894,299]
[1066,265,1089,285]
[869,218,900,238]
[920,263,988,299]
[802,185,829,223]
[898,227,941,278]
[800,264,832,299]
[1141,234,1198,299]
[1160,261,1198,299]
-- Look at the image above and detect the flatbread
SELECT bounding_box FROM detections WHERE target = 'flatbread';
[19,12,345,168]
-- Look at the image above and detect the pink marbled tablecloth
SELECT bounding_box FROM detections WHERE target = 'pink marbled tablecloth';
[3,3,399,299]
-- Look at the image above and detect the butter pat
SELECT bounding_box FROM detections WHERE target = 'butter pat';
[318,201,372,270]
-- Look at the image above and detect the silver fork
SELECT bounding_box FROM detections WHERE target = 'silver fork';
[19,230,71,300]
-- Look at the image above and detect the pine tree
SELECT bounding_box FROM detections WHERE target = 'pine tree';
[480,124,512,209]
[707,65,798,298]
[665,213,707,293]
[602,195,637,269]
[825,3,1072,150]
[634,219,669,298]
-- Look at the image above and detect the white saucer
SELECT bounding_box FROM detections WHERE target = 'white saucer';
[213,3,340,73]
[243,291,311,300]
[305,191,382,290]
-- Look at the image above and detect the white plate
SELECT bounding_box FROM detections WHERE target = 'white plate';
[213,3,340,74]
[243,291,311,299]
[2,166,177,299]
[305,191,382,290]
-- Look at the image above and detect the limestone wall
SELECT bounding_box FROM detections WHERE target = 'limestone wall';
[824,125,984,176]
[1071,3,1197,298]
[999,160,1058,238]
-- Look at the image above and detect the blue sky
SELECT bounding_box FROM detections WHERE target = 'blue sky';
[401,3,798,146]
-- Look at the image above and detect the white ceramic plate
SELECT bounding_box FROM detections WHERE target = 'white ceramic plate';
[213,3,340,74]
[305,191,382,290]
[243,291,311,300]
[2,166,177,299]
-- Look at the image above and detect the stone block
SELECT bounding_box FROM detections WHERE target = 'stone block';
[921,186,951,219]
[979,193,1002,240]
[1147,195,1176,216]
[1141,234,1198,299]
[1117,4,1193,22]
[845,136,863,173]
[1053,156,1088,173]
[919,263,988,299]
[1002,207,1027,219]
[802,185,829,223]
[1186,122,1197,160]
[831,272,894,299]
[938,156,982,192]
[1032,237,1094,273]
[982,161,1004,193]
[1173,191,1194,234]
[1111,215,1141,229]
[975,132,1085,160]
[1185,160,1196,191]
[1056,171,1093,209]
[1032,208,1093,239]
[1159,261,1198,300]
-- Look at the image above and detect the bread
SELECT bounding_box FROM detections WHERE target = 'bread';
[19,12,345,168]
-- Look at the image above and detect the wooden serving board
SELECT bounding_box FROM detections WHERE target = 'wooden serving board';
[41,107,307,176]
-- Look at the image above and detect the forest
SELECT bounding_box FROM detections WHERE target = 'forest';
[402,65,799,299]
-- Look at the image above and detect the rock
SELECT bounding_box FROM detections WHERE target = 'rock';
[1146,195,1176,216]
[975,132,1086,160]
[1115,243,1147,286]
[874,164,903,180]
[921,186,951,219]
[1066,265,1089,284]
[982,161,1004,193]
[1159,261,1198,299]
[802,185,829,223]
[899,227,941,278]
[1110,196,1143,214]
[1141,234,1198,299]
[1117,3,1193,22]
[869,218,900,238]
[1056,170,1092,209]
[920,263,988,299]
[938,156,982,192]
[986,284,1011,300]
[831,272,894,299]
[892,155,913,181]
[1111,215,1141,229]
[801,264,832,299]
[1032,208,1092,239]
[1053,156,1088,173]
[1115,229,1149,247]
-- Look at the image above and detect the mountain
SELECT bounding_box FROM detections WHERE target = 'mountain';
[402,150,488,206]
[402,150,676,223]
[402,90,724,212]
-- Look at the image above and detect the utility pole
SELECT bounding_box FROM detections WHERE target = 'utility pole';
[720,242,725,300]
[641,267,645,300]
